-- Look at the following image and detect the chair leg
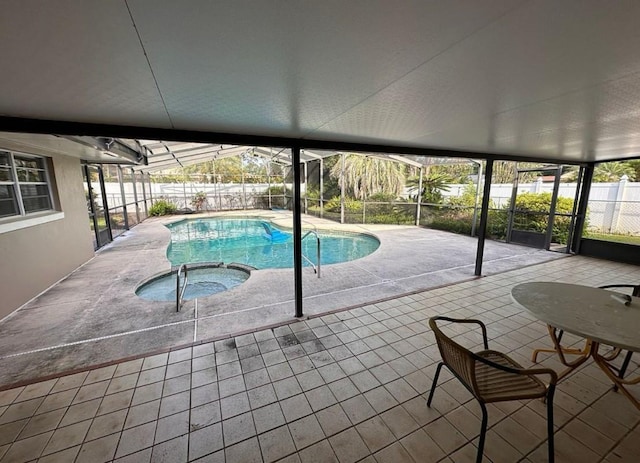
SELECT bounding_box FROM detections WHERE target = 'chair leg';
[611,350,632,392]
[476,402,488,463]
[619,351,634,380]
[547,386,555,463]
[427,362,443,407]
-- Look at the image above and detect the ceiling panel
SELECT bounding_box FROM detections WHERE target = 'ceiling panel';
[0,0,170,127]
[127,0,518,135]
[314,0,640,161]
[1,1,640,163]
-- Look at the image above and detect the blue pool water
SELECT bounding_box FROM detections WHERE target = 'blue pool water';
[136,266,249,301]
[166,218,380,269]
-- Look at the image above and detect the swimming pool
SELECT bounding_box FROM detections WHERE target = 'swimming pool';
[136,264,249,302]
[166,217,380,269]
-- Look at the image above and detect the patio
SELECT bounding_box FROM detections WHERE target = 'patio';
[0,255,639,462]
[0,211,565,387]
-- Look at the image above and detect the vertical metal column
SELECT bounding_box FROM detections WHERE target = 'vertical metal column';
[544,166,563,250]
[565,167,584,253]
[303,160,308,214]
[282,162,287,209]
[130,168,140,223]
[475,159,494,276]
[147,172,153,203]
[471,161,483,237]
[571,163,594,254]
[292,147,304,318]
[141,172,148,216]
[415,166,423,226]
[241,157,247,209]
[84,164,100,248]
[98,166,113,242]
[182,168,187,209]
[117,166,129,230]
[505,163,519,243]
[267,160,272,209]
[320,158,324,218]
[340,153,345,224]
[212,161,218,211]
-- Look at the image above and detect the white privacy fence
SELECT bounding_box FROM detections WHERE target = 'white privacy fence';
[102,182,302,211]
[102,178,640,235]
[442,177,640,235]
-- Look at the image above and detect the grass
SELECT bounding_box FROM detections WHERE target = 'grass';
[585,233,640,245]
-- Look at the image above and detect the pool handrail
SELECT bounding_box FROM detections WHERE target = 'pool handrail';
[176,264,189,312]
[302,230,321,278]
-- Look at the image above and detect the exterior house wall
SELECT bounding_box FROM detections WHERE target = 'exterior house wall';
[0,154,94,319]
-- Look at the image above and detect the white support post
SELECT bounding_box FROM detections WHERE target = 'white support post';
[534,177,543,193]
[612,175,628,233]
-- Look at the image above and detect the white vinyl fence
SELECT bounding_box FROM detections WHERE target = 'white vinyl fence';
[443,177,640,235]
[103,178,640,235]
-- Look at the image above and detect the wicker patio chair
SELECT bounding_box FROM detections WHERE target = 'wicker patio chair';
[531,284,637,384]
[427,316,557,463]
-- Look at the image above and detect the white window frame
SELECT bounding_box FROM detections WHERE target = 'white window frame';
[0,150,55,220]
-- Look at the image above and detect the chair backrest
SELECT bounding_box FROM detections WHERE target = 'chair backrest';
[429,317,476,393]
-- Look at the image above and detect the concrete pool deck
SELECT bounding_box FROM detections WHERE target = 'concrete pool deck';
[0,211,567,387]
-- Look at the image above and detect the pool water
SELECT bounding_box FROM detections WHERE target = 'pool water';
[166,218,380,269]
[136,266,249,301]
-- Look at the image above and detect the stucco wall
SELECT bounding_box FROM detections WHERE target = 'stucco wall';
[0,154,94,319]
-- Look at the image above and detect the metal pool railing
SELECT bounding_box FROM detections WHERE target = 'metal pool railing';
[176,264,189,312]
[301,230,321,278]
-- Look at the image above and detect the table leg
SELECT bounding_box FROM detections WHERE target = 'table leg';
[591,342,640,411]
[532,325,591,380]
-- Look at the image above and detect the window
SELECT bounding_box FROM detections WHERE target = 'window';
[0,150,54,219]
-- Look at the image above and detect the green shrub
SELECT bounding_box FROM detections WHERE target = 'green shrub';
[149,199,177,216]
[309,196,415,224]
[487,192,575,244]
[367,192,397,202]
[429,217,473,235]
[446,184,478,208]
[324,197,362,213]
[255,186,290,209]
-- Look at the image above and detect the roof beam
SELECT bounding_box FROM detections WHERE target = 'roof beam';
[0,116,590,166]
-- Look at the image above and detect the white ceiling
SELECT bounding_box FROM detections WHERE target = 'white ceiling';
[2,1,640,163]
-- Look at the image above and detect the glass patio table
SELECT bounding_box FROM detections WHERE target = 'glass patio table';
[511,282,640,410]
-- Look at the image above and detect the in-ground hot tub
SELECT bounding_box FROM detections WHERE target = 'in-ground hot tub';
[135,263,250,302]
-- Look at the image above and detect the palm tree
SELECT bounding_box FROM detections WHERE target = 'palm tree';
[406,173,451,204]
[329,154,406,199]
[593,162,635,182]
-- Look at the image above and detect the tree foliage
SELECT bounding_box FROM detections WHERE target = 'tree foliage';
[153,155,285,184]
[406,173,451,204]
[490,161,545,184]
[429,163,476,183]
[329,155,406,200]
[593,162,635,182]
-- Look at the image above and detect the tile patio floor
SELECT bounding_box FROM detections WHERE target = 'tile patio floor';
[0,255,639,462]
